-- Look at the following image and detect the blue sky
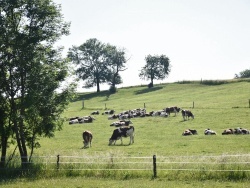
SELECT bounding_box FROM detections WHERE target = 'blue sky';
[54,0,250,92]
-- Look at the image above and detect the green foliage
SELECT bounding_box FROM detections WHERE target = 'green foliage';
[235,68,250,78]
[139,54,171,86]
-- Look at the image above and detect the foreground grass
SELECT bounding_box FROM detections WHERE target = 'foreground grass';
[1,177,250,188]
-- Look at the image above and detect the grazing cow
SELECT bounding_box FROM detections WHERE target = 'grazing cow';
[204,128,217,135]
[182,129,197,136]
[91,111,99,115]
[110,120,133,127]
[222,128,234,135]
[102,110,115,115]
[181,109,194,120]
[82,130,93,148]
[109,126,135,145]
[164,106,181,116]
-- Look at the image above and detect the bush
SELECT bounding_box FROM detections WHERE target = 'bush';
[148,82,153,88]
[109,85,117,93]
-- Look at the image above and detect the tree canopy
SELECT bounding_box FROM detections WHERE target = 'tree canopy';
[68,38,128,92]
[0,0,75,167]
[139,54,171,87]
[235,68,250,78]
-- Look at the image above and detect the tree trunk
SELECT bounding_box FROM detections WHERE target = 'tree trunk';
[0,136,7,168]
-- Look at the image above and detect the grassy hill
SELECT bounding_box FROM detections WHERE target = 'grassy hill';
[36,79,250,157]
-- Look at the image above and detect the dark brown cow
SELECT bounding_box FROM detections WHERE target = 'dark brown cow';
[82,130,93,148]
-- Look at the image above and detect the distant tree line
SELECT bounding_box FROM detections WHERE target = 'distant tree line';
[235,68,250,79]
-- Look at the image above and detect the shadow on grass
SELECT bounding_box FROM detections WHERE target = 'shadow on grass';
[134,86,163,95]
[72,90,112,102]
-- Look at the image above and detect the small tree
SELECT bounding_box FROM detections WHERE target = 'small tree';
[235,68,250,78]
[139,54,171,87]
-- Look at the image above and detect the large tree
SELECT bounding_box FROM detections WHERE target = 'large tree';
[68,38,108,92]
[0,0,75,167]
[68,39,128,93]
[105,44,128,92]
[139,54,171,87]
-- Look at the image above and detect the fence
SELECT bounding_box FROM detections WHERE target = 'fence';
[3,154,250,178]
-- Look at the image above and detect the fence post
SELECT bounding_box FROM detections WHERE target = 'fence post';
[249,99,250,108]
[144,103,146,108]
[82,100,84,109]
[57,155,60,170]
[193,101,194,108]
[105,103,107,110]
[153,155,157,178]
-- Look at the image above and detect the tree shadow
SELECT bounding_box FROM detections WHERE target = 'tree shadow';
[134,86,163,95]
[72,90,111,102]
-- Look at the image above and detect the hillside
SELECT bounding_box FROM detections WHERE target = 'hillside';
[37,79,250,157]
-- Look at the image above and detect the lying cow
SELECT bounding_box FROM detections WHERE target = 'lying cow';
[163,106,181,116]
[222,128,234,135]
[109,126,135,145]
[69,118,79,124]
[82,130,93,148]
[110,120,133,127]
[234,127,250,134]
[181,109,194,121]
[182,129,197,136]
[79,116,95,123]
[102,109,115,115]
[91,111,99,115]
[204,128,217,135]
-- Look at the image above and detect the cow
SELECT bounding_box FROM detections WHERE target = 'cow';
[69,118,79,124]
[181,109,194,121]
[91,111,99,115]
[182,129,197,136]
[110,120,133,127]
[82,130,93,148]
[204,128,217,135]
[108,114,119,120]
[163,106,181,116]
[109,126,135,145]
[222,128,234,135]
[102,109,115,115]
[234,127,250,134]
[79,116,95,123]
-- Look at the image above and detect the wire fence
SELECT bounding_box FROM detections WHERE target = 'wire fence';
[2,154,250,178]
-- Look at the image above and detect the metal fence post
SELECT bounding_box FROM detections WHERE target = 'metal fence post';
[153,155,157,178]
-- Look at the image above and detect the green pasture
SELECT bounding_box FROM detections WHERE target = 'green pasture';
[1,80,250,187]
[37,81,250,157]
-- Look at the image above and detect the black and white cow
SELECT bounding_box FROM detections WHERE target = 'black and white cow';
[102,109,115,115]
[91,111,99,115]
[182,129,198,136]
[204,128,217,135]
[163,106,181,116]
[78,116,95,123]
[108,126,135,145]
[82,130,93,148]
[181,109,194,120]
[110,120,133,127]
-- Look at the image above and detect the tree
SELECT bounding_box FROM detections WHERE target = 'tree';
[68,39,128,93]
[0,0,75,167]
[235,68,250,78]
[105,44,128,93]
[139,54,171,87]
[68,38,108,92]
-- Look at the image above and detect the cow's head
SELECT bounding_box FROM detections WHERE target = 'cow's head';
[108,138,115,145]
[83,140,89,148]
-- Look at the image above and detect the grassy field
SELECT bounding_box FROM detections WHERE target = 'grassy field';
[1,79,250,187]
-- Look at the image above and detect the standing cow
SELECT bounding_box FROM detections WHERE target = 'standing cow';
[109,126,135,145]
[82,130,93,148]
[181,109,194,120]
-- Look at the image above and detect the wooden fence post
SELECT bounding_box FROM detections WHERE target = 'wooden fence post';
[144,103,146,108]
[57,155,60,170]
[82,100,84,109]
[249,99,250,108]
[193,101,194,108]
[153,155,157,178]
[105,103,107,110]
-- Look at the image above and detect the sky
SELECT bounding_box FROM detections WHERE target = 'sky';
[53,0,250,92]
